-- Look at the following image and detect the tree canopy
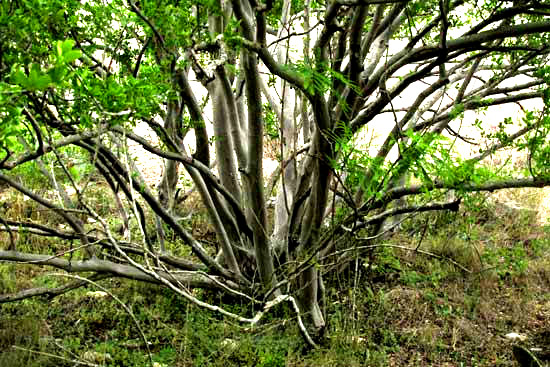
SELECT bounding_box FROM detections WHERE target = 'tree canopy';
[1,0,550,344]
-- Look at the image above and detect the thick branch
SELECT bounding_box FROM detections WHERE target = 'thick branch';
[0,128,108,169]
[0,274,109,303]
[411,21,550,63]
[0,172,91,252]
[0,250,239,290]
[378,177,550,206]
[231,37,307,94]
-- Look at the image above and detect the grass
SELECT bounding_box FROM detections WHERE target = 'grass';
[1,182,550,366]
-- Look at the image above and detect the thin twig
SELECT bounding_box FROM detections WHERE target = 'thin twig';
[324,242,472,273]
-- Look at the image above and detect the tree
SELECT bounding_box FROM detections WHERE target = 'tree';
[1,0,550,344]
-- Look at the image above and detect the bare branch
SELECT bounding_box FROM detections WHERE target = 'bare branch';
[0,172,91,253]
[379,177,550,205]
[323,242,472,274]
[0,250,239,290]
[0,128,108,170]
[0,273,109,303]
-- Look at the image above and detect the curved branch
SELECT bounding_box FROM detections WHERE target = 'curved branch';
[0,273,109,303]
[0,128,108,170]
[378,176,550,206]
[230,36,307,94]
[412,21,550,63]
[418,91,543,129]
[128,1,165,48]
[463,4,539,37]
[0,250,239,290]
[0,172,91,252]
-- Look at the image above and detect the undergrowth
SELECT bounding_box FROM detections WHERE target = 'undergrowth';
[1,188,549,366]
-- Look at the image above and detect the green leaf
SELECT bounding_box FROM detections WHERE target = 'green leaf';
[33,75,52,90]
[48,66,67,83]
[63,50,81,64]
[61,39,76,54]
[69,166,81,181]
[28,64,51,91]
[449,103,464,119]
[543,87,550,106]
[12,69,28,87]
[303,78,312,94]
[56,41,63,58]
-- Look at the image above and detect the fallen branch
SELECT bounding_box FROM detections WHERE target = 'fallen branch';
[0,273,109,303]
[0,250,239,290]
